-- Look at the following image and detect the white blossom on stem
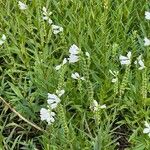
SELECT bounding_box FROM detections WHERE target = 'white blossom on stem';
[71,72,85,80]
[145,11,150,20]
[119,51,131,66]
[40,108,55,125]
[18,1,27,10]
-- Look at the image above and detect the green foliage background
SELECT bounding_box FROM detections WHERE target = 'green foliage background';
[0,0,150,149]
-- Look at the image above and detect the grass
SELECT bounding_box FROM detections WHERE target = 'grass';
[0,0,150,149]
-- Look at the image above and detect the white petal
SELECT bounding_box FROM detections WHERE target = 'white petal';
[1,34,6,41]
[52,25,63,34]
[75,72,80,78]
[49,116,55,122]
[85,52,90,57]
[120,60,130,65]
[109,70,115,76]
[59,27,63,32]
[55,65,62,70]
[50,103,58,109]
[69,44,79,54]
[48,93,56,100]
[71,72,79,79]
[112,78,118,83]
[145,11,150,20]
[51,112,56,116]
[43,16,48,20]
[56,89,65,97]
[47,93,60,104]
[40,108,50,121]
[143,128,150,133]
[134,60,137,65]
[138,66,145,70]
[93,100,98,107]
[119,55,128,61]
[127,51,132,59]
[68,54,79,63]
[71,74,78,79]
[144,121,150,128]
[137,55,142,61]
[42,7,47,13]
[93,100,99,111]
[144,37,150,46]
[138,60,145,68]
[18,1,27,10]
[62,58,67,65]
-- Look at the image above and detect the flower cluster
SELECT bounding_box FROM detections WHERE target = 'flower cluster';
[40,89,65,124]
[42,7,63,35]
[68,44,80,63]
[42,7,53,25]
[119,51,145,70]
[51,25,63,35]
[55,44,80,71]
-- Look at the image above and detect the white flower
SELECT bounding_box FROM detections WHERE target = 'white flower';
[52,25,63,34]
[119,51,131,66]
[68,44,80,63]
[68,54,79,63]
[138,59,145,70]
[69,44,79,54]
[144,37,150,46]
[135,55,145,70]
[0,34,6,45]
[62,58,67,65]
[85,52,90,57]
[71,72,85,80]
[18,1,27,10]
[43,16,48,20]
[42,7,47,14]
[55,65,62,71]
[47,93,60,109]
[55,58,67,71]
[93,100,99,111]
[1,34,6,41]
[109,70,118,83]
[48,19,53,25]
[42,7,53,24]
[56,89,65,97]
[145,11,150,20]
[143,121,150,137]
[71,72,80,79]
[40,108,55,124]
[112,78,118,83]
[90,100,106,112]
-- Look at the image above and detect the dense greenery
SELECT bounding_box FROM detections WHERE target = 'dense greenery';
[0,0,150,149]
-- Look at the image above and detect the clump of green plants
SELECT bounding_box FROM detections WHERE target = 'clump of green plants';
[1,0,150,149]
